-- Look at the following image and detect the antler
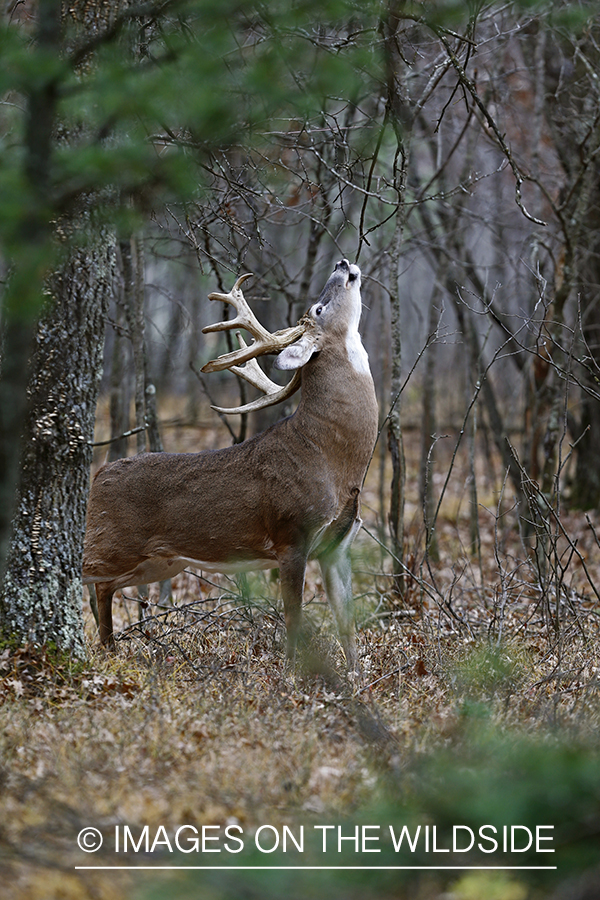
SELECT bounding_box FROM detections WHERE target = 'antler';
[201,273,306,415]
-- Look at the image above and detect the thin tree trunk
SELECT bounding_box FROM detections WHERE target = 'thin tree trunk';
[388,208,407,594]
[420,287,439,562]
[121,235,147,454]
[120,234,166,612]
[381,2,413,597]
[186,285,202,423]
[108,295,130,462]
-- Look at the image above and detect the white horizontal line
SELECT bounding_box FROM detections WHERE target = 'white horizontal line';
[74,865,558,871]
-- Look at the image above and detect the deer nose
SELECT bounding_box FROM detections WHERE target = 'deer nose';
[335,259,350,272]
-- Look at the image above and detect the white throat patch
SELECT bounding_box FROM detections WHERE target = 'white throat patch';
[346,326,371,375]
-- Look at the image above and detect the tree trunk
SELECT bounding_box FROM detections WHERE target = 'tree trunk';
[387,242,406,593]
[381,4,413,597]
[0,0,60,581]
[121,235,147,454]
[0,320,38,581]
[573,383,600,509]
[0,0,144,653]
[0,237,115,655]
[420,287,440,562]
[532,24,600,509]
[571,178,600,508]
[108,291,131,462]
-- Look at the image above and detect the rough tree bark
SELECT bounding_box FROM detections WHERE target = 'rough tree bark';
[0,235,115,655]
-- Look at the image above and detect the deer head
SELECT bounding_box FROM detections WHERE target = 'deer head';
[201,259,367,413]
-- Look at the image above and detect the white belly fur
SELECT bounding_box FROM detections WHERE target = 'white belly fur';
[84,554,277,590]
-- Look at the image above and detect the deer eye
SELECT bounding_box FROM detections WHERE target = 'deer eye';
[315,305,323,315]
[349,272,357,282]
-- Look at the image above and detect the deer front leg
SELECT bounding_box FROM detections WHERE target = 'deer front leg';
[278,549,308,664]
[319,542,359,678]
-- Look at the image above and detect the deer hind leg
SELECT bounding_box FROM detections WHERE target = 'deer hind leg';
[318,535,359,678]
[278,549,308,664]
[95,582,116,648]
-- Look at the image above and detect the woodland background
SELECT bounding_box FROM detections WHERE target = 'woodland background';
[1,1,600,898]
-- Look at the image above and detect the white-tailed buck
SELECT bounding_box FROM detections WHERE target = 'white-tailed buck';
[83,259,378,673]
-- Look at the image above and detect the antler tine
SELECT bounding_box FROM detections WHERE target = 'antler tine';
[201,273,306,374]
[203,273,270,342]
[209,333,302,415]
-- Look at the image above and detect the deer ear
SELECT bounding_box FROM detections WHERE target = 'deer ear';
[274,333,320,371]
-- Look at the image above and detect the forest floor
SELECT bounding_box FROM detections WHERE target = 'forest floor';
[1,401,600,900]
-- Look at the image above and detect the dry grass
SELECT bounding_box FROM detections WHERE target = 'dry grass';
[2,407,600,900]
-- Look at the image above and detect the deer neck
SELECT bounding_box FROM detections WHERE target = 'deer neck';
[292,342,378,463]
